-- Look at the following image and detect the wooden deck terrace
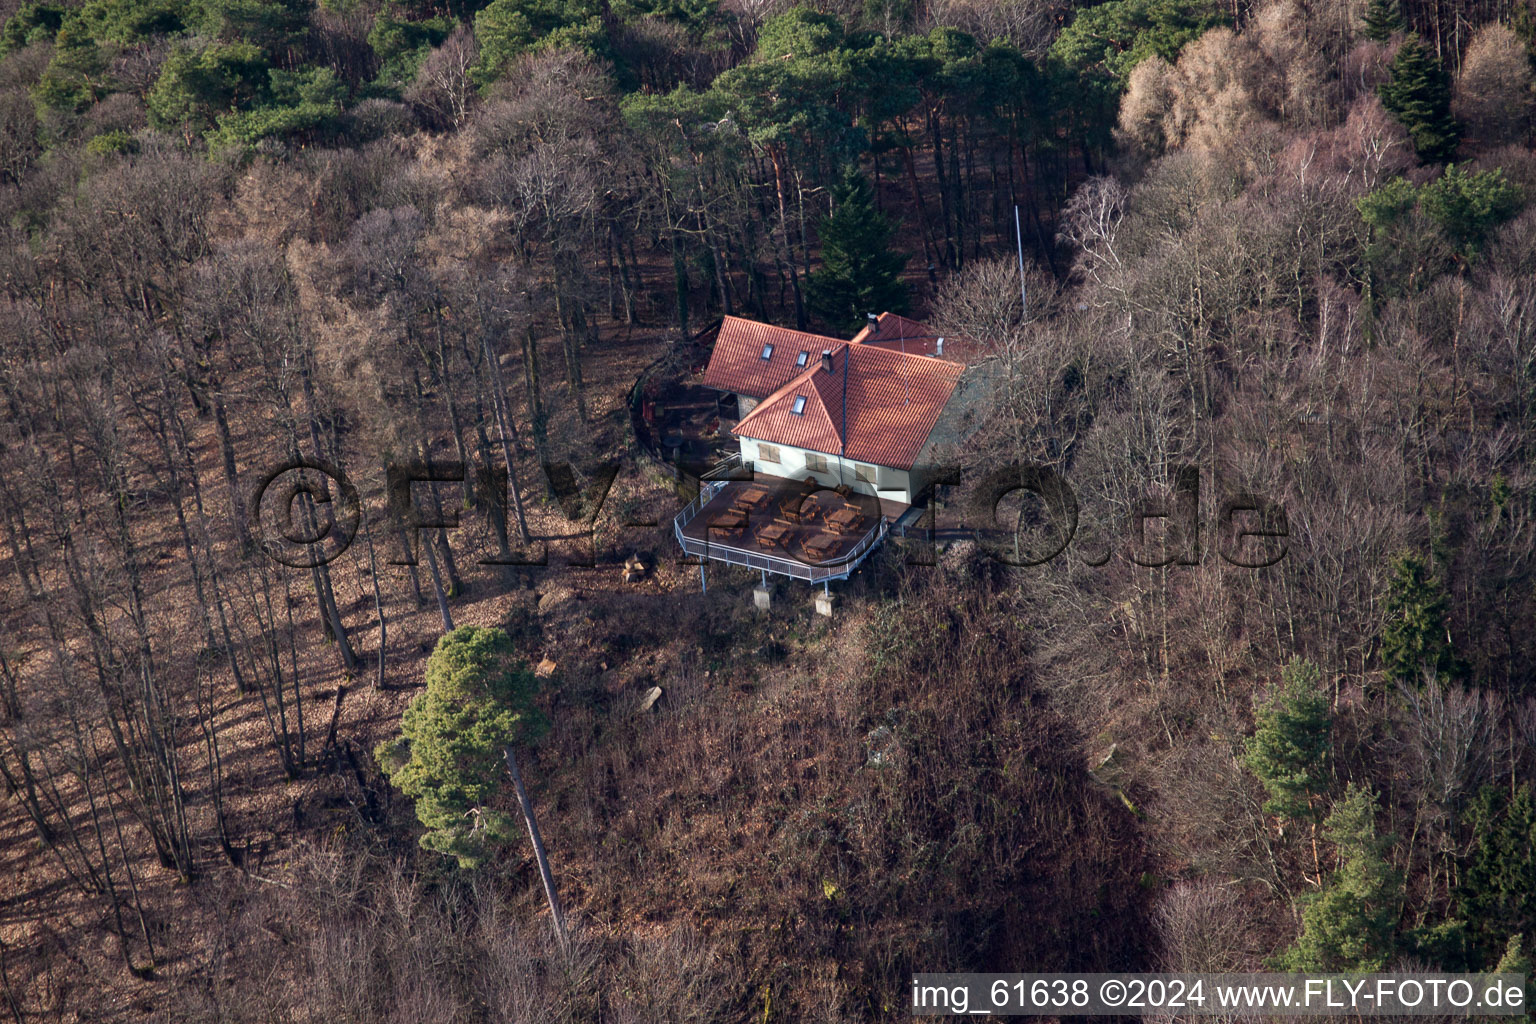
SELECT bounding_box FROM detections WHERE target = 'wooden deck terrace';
[673,476,907,583]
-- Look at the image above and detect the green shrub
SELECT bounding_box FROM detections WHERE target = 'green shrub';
[77,0,197,44]
[200,0,312,52]
[1244,659,1331,824]
[207,99,333,150]
[1418,164,1524,258]
[148,41,270,132]
[86,127,137,153]
[1378,34,1460,164]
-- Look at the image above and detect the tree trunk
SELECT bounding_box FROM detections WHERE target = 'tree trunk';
[903,142,939,273]
[768,147,807,329]
[521,326,549,461]
[422,536,454,633]
[552,279,590,424]
[502,745,569,956]
[361,512,387,690]
[484,333,533,544]
[211,387,247,551]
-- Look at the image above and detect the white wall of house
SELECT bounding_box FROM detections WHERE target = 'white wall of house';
[737,436,914,503]
[730,364,992,509]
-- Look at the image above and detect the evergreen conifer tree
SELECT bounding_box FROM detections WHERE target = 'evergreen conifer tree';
[1418,164,1526,260]
[33,22,108,112]
[1379,36,1462,163]
[806,167,908,331]
[1490,935,1533,1021]
[1245,658,1333,824]
[1457,785,1536,964]
[376,626,545,869]
[1362,0,1407,41]
[1280,785,1403,971]
[1380,552,1463,687]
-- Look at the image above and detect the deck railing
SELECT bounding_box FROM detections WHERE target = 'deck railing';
[673,487,890,583]
[701,453,747,480]
[673,480,727,531]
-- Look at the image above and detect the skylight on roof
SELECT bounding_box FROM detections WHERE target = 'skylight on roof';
[791,395,807,415]
[760,344,774,360]
[796,350,809,367]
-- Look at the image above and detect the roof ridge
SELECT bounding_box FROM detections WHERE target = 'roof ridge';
[719,314,842,345]
[853,342,963,370]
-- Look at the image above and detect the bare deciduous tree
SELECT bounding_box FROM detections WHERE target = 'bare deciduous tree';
[406,26,480,132]
[1452,23,1535,149]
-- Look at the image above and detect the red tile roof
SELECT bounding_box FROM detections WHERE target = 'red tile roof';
[851,312,983,363]
[701,316,844,399]
[734,342,963,470]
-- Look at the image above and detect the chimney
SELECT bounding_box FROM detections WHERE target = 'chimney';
[936,336,945,356]
[820,350,833,374]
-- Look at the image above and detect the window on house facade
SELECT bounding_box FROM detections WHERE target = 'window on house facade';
[855,463,875,484]
[791,395,807,415]
[760,344,774,359]
[805,453,828,473]
[757,443,781,464]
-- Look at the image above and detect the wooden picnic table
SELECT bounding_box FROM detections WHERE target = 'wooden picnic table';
[708,508,747,537]
[779,494,809,522]
[757,521,790,548]
[732,484,772,512]
[824,506,862,534]
[801,533,841,560]
[800,492,833,517]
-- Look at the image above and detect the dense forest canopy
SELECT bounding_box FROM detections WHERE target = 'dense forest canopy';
[1,0,1535,1018]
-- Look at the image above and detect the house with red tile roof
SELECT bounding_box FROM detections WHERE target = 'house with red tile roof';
[675,312,990,588]
[700,312,988,506]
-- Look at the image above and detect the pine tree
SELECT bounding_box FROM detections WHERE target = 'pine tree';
[33,22,109,113]
[1380,552,1463,687]
[375,626,545,869]
[1379,35,1462,163]
[806,167,908,331]
[1362,0,1407,41]
[1280,785,1403,971]
[1418,164,1526,260]
[1245,659,1332,824]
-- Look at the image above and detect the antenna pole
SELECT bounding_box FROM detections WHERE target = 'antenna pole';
[1014,205,1027,322]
